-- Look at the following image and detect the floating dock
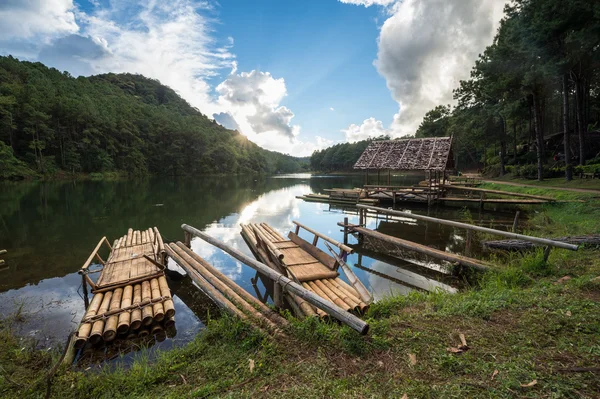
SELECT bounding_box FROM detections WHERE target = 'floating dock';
[75,228,175,348]
[240,222,372,318]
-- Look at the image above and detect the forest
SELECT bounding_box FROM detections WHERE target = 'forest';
[0,56,307,180]
[313,0,600,180]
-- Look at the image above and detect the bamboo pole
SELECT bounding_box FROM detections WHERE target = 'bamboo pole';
[126,228,133,247]
[182,224,368,334]
[158,276,175,318]
[251,225,284,260]
[141,281,154,325]
[354,225,493,271]
[168,244,283,333]
[357,204,579,251]
[301,282,330,319]
[90,291,112,344]
[254,224,278,242]
[80,236,108,272]
[117,285,133,334]
[261,223,285,241]
[164,315,176,329]
[289,293,318,318]
[321,279,362,312]
[292,221,353,254]
[141,230,148,244]
[164,245,262,330]
[150,279,165,322]
[130,284,142,330]
[441,184,557,201]
[103,288,123,342]
[175,242,287,327]
[312,280,354,311]
[324,241,372,303]
[75,293,104,348]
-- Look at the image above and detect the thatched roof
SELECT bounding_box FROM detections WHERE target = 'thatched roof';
[353,137,453,171]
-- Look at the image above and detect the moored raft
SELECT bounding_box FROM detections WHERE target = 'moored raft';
[240,221,373,319]
[74,227,175,348]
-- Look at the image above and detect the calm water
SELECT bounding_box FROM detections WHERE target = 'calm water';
[0,173,516,364]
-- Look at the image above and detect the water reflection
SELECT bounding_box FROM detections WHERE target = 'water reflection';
[0,173,514,361]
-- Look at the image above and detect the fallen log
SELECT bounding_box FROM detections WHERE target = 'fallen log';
[484,235,600,251]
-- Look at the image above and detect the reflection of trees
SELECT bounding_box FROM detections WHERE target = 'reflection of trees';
[0,176,301,291]
[166,271,220,326]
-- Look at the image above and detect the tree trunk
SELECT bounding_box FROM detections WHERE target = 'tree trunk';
[499,116,506,177]
[562,74,572,181]
[574,77,586,165]
[532,92,544,181]
[513,122,518,164]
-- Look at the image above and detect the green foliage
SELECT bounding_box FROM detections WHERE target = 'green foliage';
[0,141,36,179]
[310,136,388,172]
[0,56,305,179]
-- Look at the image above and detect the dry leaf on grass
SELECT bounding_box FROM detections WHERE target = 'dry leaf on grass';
[180,374,188,385]
[458,333,469,350]
[520,379,537,387]
[446,347,464,353]
[249,359,255,373]
[491,370,499,380]
[554,276,571,284]
[566,310,572,317]
[408,353,417,366]
[401,394,408,399]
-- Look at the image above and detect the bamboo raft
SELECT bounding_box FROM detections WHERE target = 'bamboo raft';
[75,228,175,348]
[240,222,372,319]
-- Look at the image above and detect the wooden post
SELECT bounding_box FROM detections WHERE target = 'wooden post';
[366,169,369,185]
[465,230,472,257]
[543,246,551,262]
[512,211,520,233]
[81,274,90,309]
[184,231,191,247]
[387,170,391,185]
[182,224,369,334]
[479,192,485,211]
[343,217,349,245]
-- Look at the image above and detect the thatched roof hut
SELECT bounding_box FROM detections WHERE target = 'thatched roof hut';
[353,137,454,171]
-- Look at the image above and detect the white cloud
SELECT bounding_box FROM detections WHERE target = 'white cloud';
[338,0,395,7]
[342,117,390,142]
[78,0,234,114]
[338,0,505,139]
[0,0,78,40]
[376,0,506,137]
[216,70,300,140]
[329,107,335,111]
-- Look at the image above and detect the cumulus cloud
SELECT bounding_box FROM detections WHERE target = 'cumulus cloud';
[216,70,300,140]
[376,0,506,136]
[342,117,390,142]
[38,34,109,76]
[78,0,235,114]
[0,0,78,40]
[339,0,505,138]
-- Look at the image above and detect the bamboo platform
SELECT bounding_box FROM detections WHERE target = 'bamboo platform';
[240,222,372,319]
[75,228,175,348]
[296,192,380,206]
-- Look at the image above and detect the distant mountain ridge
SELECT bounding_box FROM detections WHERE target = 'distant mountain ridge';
[0,56,306,179]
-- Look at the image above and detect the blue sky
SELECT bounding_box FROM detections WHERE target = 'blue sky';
[0,0,506,155]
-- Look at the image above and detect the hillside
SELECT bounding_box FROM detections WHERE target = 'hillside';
[0,56,306,179]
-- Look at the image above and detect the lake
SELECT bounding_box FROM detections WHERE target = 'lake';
[0,173,516,365]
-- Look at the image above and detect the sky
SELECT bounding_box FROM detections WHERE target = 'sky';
[0,0,507,156]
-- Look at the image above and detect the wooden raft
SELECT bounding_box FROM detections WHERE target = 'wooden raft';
[75,227,175,348]
[241,222,372,319]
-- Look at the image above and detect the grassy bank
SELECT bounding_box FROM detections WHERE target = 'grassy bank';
[2,185,600,398]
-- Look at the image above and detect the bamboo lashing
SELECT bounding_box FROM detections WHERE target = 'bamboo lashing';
[183,223,369,334]
[174,242,288,327]
[167,243,285,334]
[75,227,175,348]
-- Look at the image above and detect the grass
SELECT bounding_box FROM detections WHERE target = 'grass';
[2,183,600,398]
[490,175,600,191]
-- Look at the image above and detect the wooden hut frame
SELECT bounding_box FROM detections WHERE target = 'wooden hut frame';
[353,137,455,204]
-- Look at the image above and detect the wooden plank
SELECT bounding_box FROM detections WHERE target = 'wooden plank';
[441,184,556,201]
[288,232,337,270]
